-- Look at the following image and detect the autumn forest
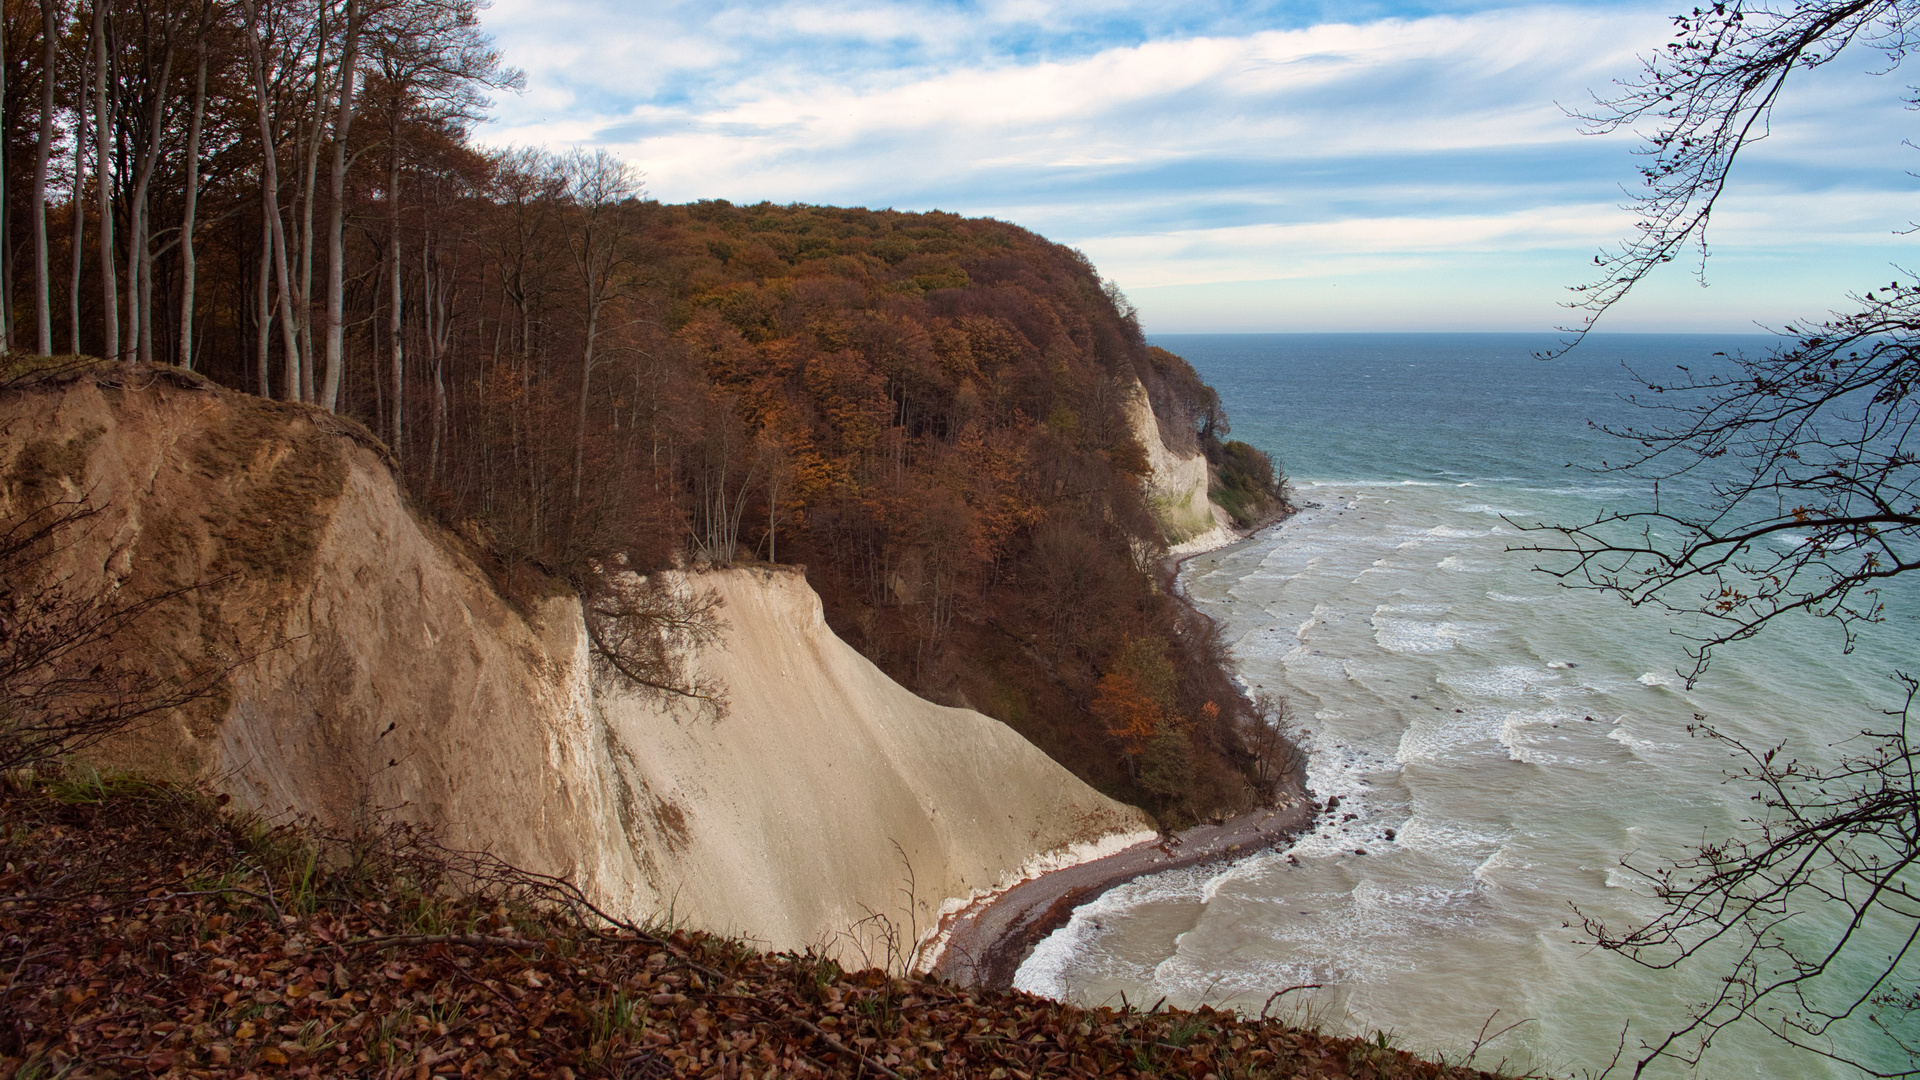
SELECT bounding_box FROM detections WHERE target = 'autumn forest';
[0,0,1293,821]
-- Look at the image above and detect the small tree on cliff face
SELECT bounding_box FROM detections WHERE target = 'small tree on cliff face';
[576,561,727,722]
[1531,3,1920,1073]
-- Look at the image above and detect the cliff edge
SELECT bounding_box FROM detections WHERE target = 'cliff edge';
[0,365,1151,960]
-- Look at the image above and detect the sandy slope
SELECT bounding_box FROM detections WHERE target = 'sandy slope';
[0,366,1151,961]
[590,568,1154,959]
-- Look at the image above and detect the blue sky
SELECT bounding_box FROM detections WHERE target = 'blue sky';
[476,1,1916,333]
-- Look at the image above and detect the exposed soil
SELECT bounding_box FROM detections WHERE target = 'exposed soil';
[930,800,1314,989]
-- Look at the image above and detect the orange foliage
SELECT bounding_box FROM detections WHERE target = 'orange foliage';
[1093,670,1165,761]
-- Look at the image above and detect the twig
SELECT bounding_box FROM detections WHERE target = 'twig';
[250,859,286,923]
[1459,1006,1536,1060]
[1,945,60,998]
[1259,984,1322,1020]
[135,886,282,921]
[787,1015,907,1080]
[1464,1009,1536,1066]
[348,932,545,951]
[440,959,519,1009]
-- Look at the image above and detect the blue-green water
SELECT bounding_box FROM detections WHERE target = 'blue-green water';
[1016,334,1914,1077]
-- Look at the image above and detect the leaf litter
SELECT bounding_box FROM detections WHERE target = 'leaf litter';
[0,774,1521,1079]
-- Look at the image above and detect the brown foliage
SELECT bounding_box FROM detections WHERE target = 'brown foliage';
[340,195,1292,822]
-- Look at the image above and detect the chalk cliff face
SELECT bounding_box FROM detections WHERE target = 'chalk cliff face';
[1124,380,1235,552]
[0,367,1151,959]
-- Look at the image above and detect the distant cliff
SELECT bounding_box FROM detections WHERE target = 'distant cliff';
[0,365,1150,961]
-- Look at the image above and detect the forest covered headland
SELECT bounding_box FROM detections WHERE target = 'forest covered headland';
[0,0,1299,822]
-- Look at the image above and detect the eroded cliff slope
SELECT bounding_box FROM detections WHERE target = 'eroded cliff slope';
[1124,378,1236,552]
[0,366,1150,959]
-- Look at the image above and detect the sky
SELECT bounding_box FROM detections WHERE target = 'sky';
[474,1,1917,334]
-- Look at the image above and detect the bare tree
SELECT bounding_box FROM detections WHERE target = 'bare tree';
[319,0,366,409]
[366,0,519,446]
[685,394,759,565]
[238,0,303,398]
[67,74,86,354]
[554,149,642,503]
[31,0,62,356]
[1562,1,1910,342]
[177,0,213,369]
[481,145,560,365]
[1528,3,1920,1074]
[1,0,9,353]
[122,2,180,366]
[90,1,118,360]
[1583,683,1920,1077]
[420,192,461,479]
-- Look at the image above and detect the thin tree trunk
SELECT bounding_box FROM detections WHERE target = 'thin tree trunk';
[320,0,360,411]
[388,144,403,450]
[32,0,59,355]
[574,297,597,502]
[429,345,446,480]
[371,272,385,436]
[91,5,119,361]
[128,37,175,366]
[177,36,207,368]
[138,213,154,363]
[67,95,85,353]
[238,0,302,400]
[255,197,272,393]
[424,229,456,482]
[295,28,327,405]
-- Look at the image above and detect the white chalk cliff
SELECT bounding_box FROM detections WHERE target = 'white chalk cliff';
[1124,378,1236,553]
[0,368,1152,960]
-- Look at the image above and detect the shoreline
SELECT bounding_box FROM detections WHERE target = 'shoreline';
[926,499,1313,991]
[925,800,1314,988]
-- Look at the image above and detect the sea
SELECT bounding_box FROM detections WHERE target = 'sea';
[1014,333,1917,1077]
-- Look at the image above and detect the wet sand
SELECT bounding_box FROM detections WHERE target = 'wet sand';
[928,800,1314,989]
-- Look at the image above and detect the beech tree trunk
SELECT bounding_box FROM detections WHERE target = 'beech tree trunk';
[127,33,177,366]
[321,0,362,411]
[91,5,118,361]
[32,0,59,355]
[388,145,404,450]
[425,232,453,481]
[178,36,208,369]
[1,9,10,353]
[294,22,327,405]
[239,0,302,400]
[255,198,272,393]
[67,96,85,353]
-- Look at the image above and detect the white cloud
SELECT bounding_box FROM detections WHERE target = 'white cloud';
[475,1,1920,331]
[482,7,1664,190]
